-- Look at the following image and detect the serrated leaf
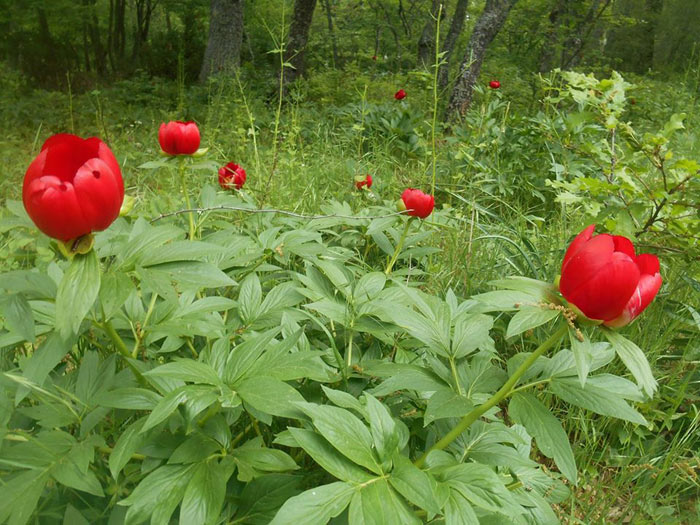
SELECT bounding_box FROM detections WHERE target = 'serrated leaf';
[55,251,101,337]
[509,393,577,484]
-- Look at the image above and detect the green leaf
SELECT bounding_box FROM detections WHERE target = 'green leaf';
[234,474,302,525]
[144,359,221,386]
[55,250,101,337]
[287,428,373,483]
[569,327,593,386]
[0,469,49,525]
[354,272,386,302]
[348,478,420,525]
[297,402,381,474]
[550,376,647,425]
[179,460,234,525]
[237,376,305,419]
[451,313,494,358]
[239,272,263,323]
[141,386,189,432]
[232,446,298,482]
[603,328,657,398]
[2,293,35,342]
[321,386,366,415]
[97,387,161,410]
[17,332,76,403]
[146,261,236,289]
[364,393,399,462]
[443,463,523,516]
[110,418,148,478]
[389,455,441,514]
[99,271,134,320]
[269,481,355,525]
[424,388,474,426]
[506,307,560,339]
[366,363,447,396]
[444,491,479,525]
[509,393,577,484]
[120,464,196,525]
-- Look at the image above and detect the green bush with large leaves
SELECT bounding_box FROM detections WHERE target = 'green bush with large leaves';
[0,161,661,525]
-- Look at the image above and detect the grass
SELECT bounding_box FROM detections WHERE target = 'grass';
[0,68,698,523]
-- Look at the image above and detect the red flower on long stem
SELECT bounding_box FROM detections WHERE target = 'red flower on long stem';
[559,225,662,327]
[23,134,124,242]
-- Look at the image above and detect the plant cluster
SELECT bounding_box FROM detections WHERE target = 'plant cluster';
[0,81,669,524]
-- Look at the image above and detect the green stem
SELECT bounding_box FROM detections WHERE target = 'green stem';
[101,319,149,387]
[449,357,464,396]
[385,218,413,275]
[346,330,354,370]
[414,322,568,468]
[178,157,195,240]
[103,320,131,358]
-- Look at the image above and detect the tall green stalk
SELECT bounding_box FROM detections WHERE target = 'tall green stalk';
[178,157,195,240]
[430,4,443,196]
[385,218,413,275]
[415,322,568,468]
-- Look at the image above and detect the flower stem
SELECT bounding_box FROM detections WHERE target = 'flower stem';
[414,322,568,468]
[178,157,195,240]
[385,218,413,275]
[101,319,149,387]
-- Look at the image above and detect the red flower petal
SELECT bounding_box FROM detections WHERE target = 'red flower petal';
[561,224,595,272]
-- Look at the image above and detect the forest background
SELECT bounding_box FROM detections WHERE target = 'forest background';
[0,0,699,524]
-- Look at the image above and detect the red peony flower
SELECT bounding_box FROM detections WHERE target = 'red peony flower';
[22,134,124,242]
[218,162,247,190]
[489,80,501,89]
[372,55,378,61]
[158,121,201,156]
[559,225,662,327]
[355,174,373,190]
[401,188,434,219]
[394,89,407,100]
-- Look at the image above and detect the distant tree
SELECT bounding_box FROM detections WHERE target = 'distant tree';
[200,0,245,82]
[438,0,468,89]
[446,0,518,119]
[283,0,318,88]
[417,0,446,67]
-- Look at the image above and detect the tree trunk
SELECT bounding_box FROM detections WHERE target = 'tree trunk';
[560,0,611,69]
[446,0,518,120]
[283,0,318,88]
[321,0,339,67]
[199,0,245,81]
[438,0,468,89]
[132,0,156,62]
[537,0,566,73]
[115,0,126,59]
[417,0,442,67]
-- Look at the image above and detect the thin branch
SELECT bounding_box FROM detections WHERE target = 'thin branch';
[150,205,410,223]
